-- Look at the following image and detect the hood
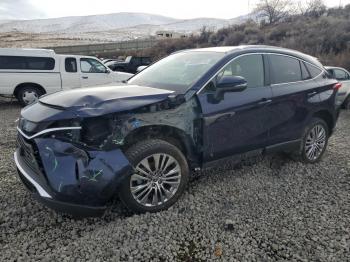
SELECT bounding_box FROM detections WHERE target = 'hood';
[39,85,174,117]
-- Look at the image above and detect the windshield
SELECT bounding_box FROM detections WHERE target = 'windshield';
[128,51,225,93]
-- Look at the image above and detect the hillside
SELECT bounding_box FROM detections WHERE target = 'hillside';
[0,13,178,33]
[0,12,252,48]
[136,5,350,70]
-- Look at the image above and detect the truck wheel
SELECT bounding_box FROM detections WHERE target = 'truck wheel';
[17,86,44,107]
[118,139,189,213]
[291,118,329,163]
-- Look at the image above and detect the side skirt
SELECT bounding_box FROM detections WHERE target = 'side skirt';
[201,139,301,170]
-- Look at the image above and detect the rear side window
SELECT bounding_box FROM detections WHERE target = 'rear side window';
[333,69,350,80]
[300,61,311,80]
[65,58,77,72]
[0,56,55,70]
[305,63,322,78]
[269,54,301,84]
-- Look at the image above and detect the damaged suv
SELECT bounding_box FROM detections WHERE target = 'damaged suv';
[15,46,340,216]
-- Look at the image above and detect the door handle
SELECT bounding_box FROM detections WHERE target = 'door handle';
[82,76,88,79]
[258,98,272,105]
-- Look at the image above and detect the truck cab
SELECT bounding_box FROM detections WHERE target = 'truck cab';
[0,48,133,106]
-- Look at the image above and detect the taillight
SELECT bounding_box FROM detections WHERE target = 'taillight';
[333,83,342,90]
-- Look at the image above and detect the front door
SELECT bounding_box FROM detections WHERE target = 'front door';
[80,58,112,87]
[197,54,273,162]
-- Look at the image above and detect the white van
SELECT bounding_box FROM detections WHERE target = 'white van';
[0,48,133,106]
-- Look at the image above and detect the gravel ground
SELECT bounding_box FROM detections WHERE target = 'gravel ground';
[0,98,349,261]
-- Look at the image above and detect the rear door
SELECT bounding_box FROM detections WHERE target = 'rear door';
[60,57,81,89]
[197,53,273,162]
[265,54,321,145]
[80,57,113,87]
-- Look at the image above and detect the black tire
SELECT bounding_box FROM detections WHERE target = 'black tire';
[343,96,350,110]
[16,86,44,107]
[118,139,190,213]
[292,117,329,163]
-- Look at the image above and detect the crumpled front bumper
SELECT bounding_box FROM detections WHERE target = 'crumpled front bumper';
[14,136,133,217]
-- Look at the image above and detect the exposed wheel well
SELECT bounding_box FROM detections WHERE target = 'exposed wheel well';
[312,110,334,132]
[122,125,199,168]
[13,83,46,98]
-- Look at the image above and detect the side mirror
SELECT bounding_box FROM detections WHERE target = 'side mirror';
[207,76,248,103]
[216,76,248,92]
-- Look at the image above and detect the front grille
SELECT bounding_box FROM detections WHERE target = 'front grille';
[17,134,41,174]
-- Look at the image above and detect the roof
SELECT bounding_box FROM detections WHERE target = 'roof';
[182,45,323,68]
[0,48,55,56]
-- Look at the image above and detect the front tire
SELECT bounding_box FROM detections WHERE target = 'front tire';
[294,118,329,163]
[118,139,189,213]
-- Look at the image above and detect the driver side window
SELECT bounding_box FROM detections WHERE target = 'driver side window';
[203,54,265,92]
[80,58,107,73]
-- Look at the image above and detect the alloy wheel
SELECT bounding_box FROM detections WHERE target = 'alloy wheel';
[130,153,182,207]
[305,124,327,161]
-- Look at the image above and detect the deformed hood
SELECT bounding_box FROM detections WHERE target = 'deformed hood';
[39,85,174,117]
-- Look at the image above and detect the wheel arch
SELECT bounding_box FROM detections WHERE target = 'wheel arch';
[312,110,335,133]
[13,82,46,98]
[121,125,200,169]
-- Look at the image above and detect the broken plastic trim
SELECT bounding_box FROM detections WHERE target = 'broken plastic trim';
[14,151,52,198]
[17,126,82,140]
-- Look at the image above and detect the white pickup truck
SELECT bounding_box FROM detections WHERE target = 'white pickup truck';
[0,48,133,106]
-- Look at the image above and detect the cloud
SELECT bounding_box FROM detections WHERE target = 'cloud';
[0,0,45,20]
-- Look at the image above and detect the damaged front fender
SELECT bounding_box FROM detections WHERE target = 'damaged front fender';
[34,138,133,206]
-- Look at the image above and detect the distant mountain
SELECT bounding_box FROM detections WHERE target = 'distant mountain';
[0,12,255,48]
[0,12,252,35]
[0,13,179,33]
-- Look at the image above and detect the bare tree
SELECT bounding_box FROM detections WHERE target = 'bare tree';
[297,0,326,17]
[255,0,293,24]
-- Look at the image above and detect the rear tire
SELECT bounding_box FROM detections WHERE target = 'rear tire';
[343,96,350,110]
[118,139,189,213]
[16,86,44,107]
[291,118,329,163]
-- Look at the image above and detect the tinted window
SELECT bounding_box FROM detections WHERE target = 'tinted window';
[142,57,151,64]
[300,61,311,80]
[65,58,77,73]
[269,54,302,84]
[305,63,322,78]
[0,56,55,70]
[80,58,107,73]
[333,69,349,80]
[220,54,264,88]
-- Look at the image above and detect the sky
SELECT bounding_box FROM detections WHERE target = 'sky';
[0,0,349,20]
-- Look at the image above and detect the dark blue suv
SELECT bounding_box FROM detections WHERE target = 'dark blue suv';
[15,46,340,216]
